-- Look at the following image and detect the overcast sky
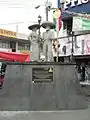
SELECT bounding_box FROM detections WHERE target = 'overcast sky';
[0,0,57,34]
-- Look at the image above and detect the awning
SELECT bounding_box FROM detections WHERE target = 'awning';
[62,3,90,20]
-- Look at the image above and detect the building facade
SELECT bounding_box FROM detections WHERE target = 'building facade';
[57,0,90,82]
[0,29,30,53]
[57,0,90,62]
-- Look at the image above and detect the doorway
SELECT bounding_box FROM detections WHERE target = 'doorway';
[10,41,16,52]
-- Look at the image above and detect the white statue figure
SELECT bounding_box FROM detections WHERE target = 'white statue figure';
[28,24,40,61]
[42,21,55,61]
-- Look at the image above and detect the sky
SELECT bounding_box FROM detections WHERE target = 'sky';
[0,0,57,35]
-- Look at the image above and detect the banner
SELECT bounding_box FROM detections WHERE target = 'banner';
[86,40,90,54]
[0,51,30,62]
[73,16,90,31]
[57,34,90,56]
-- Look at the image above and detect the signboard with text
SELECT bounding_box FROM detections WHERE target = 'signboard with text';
[58,34,90,57]
[0,29,16,38]
[63,0,89,9]
[58,0,90,19]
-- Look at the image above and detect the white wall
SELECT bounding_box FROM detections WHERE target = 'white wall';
[0,48,12,52]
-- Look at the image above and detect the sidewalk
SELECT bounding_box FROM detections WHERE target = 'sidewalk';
[0,109,90,120]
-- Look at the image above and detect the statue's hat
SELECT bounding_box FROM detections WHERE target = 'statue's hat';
[28,24,40,30]
[41,21,55,29]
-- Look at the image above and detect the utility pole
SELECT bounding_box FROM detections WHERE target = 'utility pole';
[16,24,18,38]
[45,0,52,21]
[38,15,42,60]
[46,0,48,21]
[35,0,52,21]
[71,31,74,62]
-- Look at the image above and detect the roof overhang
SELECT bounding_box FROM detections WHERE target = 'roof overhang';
[0,35,30,43]
[62,2,90,20]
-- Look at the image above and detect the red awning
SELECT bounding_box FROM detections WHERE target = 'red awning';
[0,51,30,62]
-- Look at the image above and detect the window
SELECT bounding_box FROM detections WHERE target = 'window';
[0,41,10,49]
[25,44,30,50]
[18,42,30,51]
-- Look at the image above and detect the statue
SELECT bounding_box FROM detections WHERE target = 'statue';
[28,24,40,61]
[42,21,55,61]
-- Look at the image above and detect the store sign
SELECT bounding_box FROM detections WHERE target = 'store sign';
[0,29,16,38]
[58,34,90,57]
[64,0,89,9]
[86,40,90,53]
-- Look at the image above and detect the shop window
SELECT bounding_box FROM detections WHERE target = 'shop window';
[25,44,30,50]
[18,42,30,51]
[0,42,10,49]
[2,43,6,48]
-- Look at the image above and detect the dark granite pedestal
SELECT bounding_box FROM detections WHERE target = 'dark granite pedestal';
[0,62,87,110]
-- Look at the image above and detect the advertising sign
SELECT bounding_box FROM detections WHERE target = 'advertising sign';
[86,40,90,53]
[58,34,90,56]
[0,29,16,38]
[58,0,90,14]
[63,0,89,9]
[84,35,90,54]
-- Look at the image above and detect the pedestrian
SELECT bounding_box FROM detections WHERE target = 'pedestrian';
[0,62,7,89]
[52,39,60,62]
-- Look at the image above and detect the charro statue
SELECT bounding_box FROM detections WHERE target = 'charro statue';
[28,24,40,61]
[41,21,55,61]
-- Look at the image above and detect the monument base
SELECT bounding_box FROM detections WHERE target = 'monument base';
[0,62,87,110]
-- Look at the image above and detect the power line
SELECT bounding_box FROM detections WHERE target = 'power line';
[0,5,45,9]
[0,1,42,9]
[0,21,38,25]
[0,0,45,8]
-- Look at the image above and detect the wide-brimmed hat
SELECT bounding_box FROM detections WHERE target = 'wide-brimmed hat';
[41,21,55,29]
[28,24,40,30]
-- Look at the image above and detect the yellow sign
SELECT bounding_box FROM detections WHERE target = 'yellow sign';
[0,29,16,38]
[53,9,61,19]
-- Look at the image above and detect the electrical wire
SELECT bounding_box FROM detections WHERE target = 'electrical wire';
[0,0,45,9]
[0,21,38,25]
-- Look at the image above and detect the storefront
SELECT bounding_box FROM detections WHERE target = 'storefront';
[57,0,90,59]
[57,0,90,36]
[0,29,30,53]
[57,0,90,82]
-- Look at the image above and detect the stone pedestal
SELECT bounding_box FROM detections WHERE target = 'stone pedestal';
[0,62,87,110]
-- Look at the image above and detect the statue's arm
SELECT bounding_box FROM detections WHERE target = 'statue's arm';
[51,32,55,39]
[49,32,55,41]
[42,33,45,42]
[28,34,32,43]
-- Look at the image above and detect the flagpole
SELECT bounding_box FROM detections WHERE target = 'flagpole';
[56,19,59,62]
[53,8,61,62]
